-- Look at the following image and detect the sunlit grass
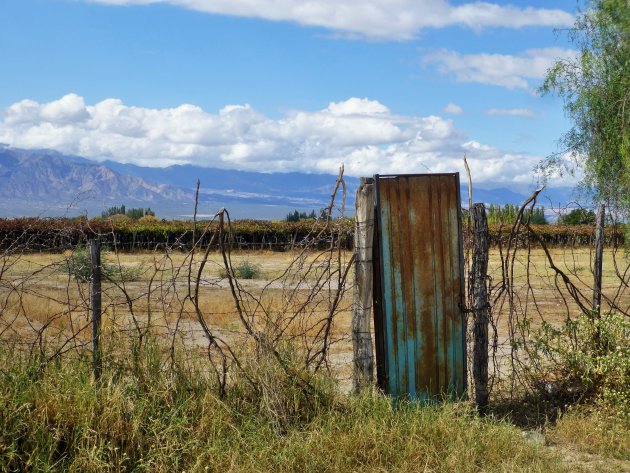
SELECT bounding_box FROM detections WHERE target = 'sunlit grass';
[0,343,570,473]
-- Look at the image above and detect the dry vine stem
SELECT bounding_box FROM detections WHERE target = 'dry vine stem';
[1,172,628,408]
[0,166,354,407]
[486,189,630,400]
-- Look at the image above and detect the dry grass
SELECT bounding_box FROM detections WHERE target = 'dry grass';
[0,247,628,469]
[487,246,630,323]
[5,246,626,322]
[548,406,630,461]
[1,247,627,384]
[0,249,355,382]
[0,342,572,473]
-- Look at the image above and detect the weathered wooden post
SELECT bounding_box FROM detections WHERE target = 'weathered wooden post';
[471,203,490,415]
[90,239,102,381]
[352,177,375,391]
[593,203,605,318]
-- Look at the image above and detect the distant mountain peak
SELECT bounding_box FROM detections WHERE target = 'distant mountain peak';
[0,147,193,217]
[0,147,577,219]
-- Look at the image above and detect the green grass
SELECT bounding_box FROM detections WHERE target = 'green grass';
[0,344,571,473]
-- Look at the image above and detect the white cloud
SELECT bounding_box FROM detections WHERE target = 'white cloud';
[39,93,91,124]
[443,102,464,115]
[485,108,535,118]
[424,47,578,90]
[86,0,574,40]
[0,93,567,188]
[326,97,390,116]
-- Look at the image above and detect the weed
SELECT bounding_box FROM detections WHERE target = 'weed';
[220,260,262,279]
[63,245,145,282]
[548,405,630,460]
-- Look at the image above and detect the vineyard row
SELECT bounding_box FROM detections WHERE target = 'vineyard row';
[0,218,624,251]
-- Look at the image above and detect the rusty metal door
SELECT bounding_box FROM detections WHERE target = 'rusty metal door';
[373,174,466,401]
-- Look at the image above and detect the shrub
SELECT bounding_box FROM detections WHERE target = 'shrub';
[218,260,262,279]
[64,246,145,282]
[137,215,158,223]
[524,311,629,416]
[108,213,131,222]
[233,260,262,279]
[63,245,93,281]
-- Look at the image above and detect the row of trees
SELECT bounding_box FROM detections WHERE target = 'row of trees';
[484,204,548,225]
[101,205,156,220]
[285,204,595,225]
[463,205,601,225]
[285,210,317,222]
[485,206,599,226]
[286,205,597,226]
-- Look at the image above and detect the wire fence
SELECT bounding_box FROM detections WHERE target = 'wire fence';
[1,173,628,405]
[0,167,357,397]
[467,195,630,406]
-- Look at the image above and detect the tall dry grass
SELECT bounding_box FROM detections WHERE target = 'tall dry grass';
[0,340,570,473]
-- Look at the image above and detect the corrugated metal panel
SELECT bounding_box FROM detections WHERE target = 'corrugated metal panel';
[373,174,466,401]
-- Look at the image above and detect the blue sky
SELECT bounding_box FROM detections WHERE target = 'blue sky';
[0,0,581,190]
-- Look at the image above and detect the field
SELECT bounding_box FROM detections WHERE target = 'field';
[1,246,629,385]
[0,245,628,471]
[1,246,627,365]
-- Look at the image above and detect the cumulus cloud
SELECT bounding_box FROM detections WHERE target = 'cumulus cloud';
[485,108,535,118]
[424,47,578,90]
[86,0,574,40]
[443,102,464,115]
[0,93,566,188]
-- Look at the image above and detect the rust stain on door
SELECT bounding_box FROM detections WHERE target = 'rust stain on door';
[373,174,466,401]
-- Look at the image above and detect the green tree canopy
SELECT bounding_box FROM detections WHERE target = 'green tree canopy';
[485,204,547,225]
[101,205,156,220]
[541,0,630,212]
[558,208,596,225]
[285,209,316,222]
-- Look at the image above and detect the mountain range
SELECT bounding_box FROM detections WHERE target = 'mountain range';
[0,146,578,219]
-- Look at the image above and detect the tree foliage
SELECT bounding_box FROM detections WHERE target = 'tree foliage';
[558,208,597,225]
[285,209,317,222]
[102,205,155,220]
[479,204,547,225]
[540,0,630,210]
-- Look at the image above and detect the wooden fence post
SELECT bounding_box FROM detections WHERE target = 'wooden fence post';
[352,177,375,391]
[90,239,102,381]
[593,203,605,318]
[471,203,490,415]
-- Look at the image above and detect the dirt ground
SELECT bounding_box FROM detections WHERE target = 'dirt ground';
[1,247,628,390]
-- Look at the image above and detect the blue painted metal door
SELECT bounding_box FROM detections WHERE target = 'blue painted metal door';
[373,174,466,401]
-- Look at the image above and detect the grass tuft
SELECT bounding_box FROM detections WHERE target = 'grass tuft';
[548,406,630,460]
[0,342,572,473]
